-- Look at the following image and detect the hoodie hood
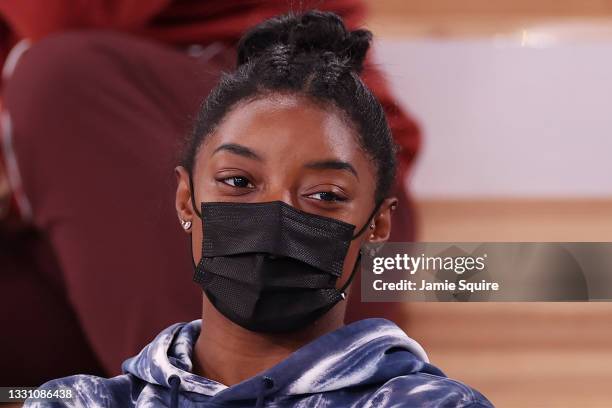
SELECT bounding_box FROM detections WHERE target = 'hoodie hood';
[27,318,493,407]
[121,318,434,402]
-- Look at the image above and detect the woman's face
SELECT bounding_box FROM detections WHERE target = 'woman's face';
[176,94,396,287]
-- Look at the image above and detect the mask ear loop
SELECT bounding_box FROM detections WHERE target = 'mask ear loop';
[187,172,204,275]
[339,200,384,299]
[188,173,203,219]
[337,250,362,300]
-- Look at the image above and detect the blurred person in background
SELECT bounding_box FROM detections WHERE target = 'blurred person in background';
[0,0,420,386]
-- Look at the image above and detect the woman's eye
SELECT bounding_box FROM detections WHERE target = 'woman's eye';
[221,176,254,189]
[308,191,347,202]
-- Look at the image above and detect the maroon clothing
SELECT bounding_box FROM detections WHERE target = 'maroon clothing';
[2,32,224,382]
[0,1,366,62]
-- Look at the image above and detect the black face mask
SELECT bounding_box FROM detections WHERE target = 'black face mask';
[190,196,379,333]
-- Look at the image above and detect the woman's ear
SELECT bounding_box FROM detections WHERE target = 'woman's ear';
[175,166,195,234]
[369,197,398,242]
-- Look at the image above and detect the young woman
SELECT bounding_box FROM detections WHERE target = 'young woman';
[26,11,493,408]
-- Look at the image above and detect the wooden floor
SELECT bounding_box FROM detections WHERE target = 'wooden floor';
[404,199,612,407]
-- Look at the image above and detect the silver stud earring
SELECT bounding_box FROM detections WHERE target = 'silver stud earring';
[369,223,375,230]
[180,219,192,230]
[390,203,397,211]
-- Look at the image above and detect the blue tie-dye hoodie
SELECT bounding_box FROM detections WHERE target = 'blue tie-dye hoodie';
[25,318,493,407]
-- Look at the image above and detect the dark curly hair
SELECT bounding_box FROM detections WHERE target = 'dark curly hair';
[182,10,397,203]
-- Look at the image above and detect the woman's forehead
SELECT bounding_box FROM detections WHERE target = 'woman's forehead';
[199,95,363,163]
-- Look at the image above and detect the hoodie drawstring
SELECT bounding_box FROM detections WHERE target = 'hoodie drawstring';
[168,375,181,408]
[255,376,275,408]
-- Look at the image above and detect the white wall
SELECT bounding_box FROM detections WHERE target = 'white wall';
[376,38,612,198]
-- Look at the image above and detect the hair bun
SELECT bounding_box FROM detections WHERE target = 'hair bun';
[237,10,372,73]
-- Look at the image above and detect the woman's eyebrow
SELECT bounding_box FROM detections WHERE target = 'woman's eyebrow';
[304,159,359,179]
[212,143,263,161]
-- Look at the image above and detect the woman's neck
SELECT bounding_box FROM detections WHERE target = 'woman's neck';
[192,299,346,386]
